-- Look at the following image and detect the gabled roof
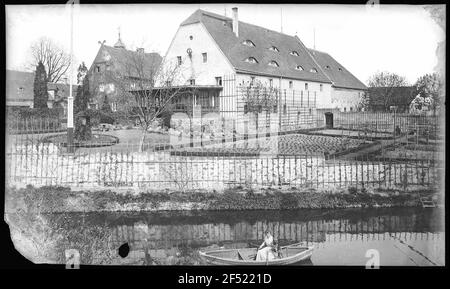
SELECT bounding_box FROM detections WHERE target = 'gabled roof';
[91,45,162,79]
[308,49,367,90]
[6,70,35,101]
[181,9,331,83]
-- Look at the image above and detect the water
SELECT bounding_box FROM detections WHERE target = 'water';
[46,208,444,266]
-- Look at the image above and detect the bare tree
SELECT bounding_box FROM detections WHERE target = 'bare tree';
[30,37,71,83]
[241,80,279,135]
[367,71,409,111]
[109,52,187,151]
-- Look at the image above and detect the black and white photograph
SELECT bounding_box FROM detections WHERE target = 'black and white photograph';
[3,2,445,272]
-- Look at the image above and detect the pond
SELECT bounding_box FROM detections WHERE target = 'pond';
[45,207,444,266]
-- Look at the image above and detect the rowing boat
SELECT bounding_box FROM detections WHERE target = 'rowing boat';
[199,243,314,265]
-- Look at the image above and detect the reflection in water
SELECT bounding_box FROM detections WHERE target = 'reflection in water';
[49,208,444,266]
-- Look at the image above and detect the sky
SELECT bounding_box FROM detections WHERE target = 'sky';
[5,4,445,85]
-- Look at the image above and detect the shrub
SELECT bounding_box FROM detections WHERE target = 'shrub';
[348,186,358,195]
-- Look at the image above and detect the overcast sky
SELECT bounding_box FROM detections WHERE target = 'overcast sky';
[6,4,445,85]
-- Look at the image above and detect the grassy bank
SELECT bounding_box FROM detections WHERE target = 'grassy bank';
[5,185,438,214]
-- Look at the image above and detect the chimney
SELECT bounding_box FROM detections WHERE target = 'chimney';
[232,7,239,37]
[136,47,144,53]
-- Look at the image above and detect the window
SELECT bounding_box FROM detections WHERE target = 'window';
[305,83,308,91]
[245,57,258,64]
[250,76,255,85]
[268,61,279,67]
[344,107,347,112]
[269,79,273,87]
[338,67,343,71]
[310,68,318,73]
[242,40,255,47]
[48,90,55,100]
[309,108,312,115]
[189,35,193,40]
[269,46,279,52]
[320,84,323,91]
[215,77,222,86]
[289,81,293,89]
[295,65,303,71]
[189,79,196,85]
[350,107,353,112]
[325,65,331,69]
[290,51,299,56]
[96,66,100,73]
[177,56,182,65]
[283,104,287,114]
[165,80,172,87]
[202,52,207,63]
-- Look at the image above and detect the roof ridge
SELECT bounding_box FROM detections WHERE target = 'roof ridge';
[199,9,298,40]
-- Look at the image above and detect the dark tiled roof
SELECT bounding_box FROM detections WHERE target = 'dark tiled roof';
[7,69,79,102]
[6,70,35,101]
[95,45,162,78]
[308,49,367,90]
[368,86,416,106]
[181,9,331,83]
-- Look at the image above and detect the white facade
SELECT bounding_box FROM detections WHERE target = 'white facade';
[164,22,334,111]
[164,22,235,86]
[330,87,365,112]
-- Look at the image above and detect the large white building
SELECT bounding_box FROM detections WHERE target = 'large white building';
[164,8,367,111]
[162,8,367,139]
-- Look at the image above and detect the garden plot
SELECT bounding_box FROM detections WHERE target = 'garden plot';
[177,133,371,155]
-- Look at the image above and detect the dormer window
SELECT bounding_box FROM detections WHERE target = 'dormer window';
[325,65,331,69]
[338,67,343,71]
[310,68,318,73]
[269,46,279,52]
[290,51,299,56]
[244,57,258,64]
[295,65,304,71]
[243,40,256,47]
[268,61,279,67]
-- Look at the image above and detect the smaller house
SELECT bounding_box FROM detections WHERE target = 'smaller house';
[367,86,416,112]
[6,70,35,108]
[6,69,79,117]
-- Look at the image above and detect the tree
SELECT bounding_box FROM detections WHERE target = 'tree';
[108,52,185,151]
[33,61,48,110]
[30,37,71,83]
[414,73,443,114]
[241,80,279,135]
[367,71,409,111]
[74,63,92,141]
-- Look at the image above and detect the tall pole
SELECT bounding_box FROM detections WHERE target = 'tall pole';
[313,27,316,50]
[67,3,74,152]
[280,7,283,33]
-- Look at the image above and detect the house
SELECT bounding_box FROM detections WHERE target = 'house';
[6,70,35,108]
[162,8,367,133]
[6,69,78,117]
[309,49,367,112]
[367,86,416,112]
[87,32,162,112]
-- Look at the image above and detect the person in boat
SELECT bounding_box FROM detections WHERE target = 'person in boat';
[256,230,276,261]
